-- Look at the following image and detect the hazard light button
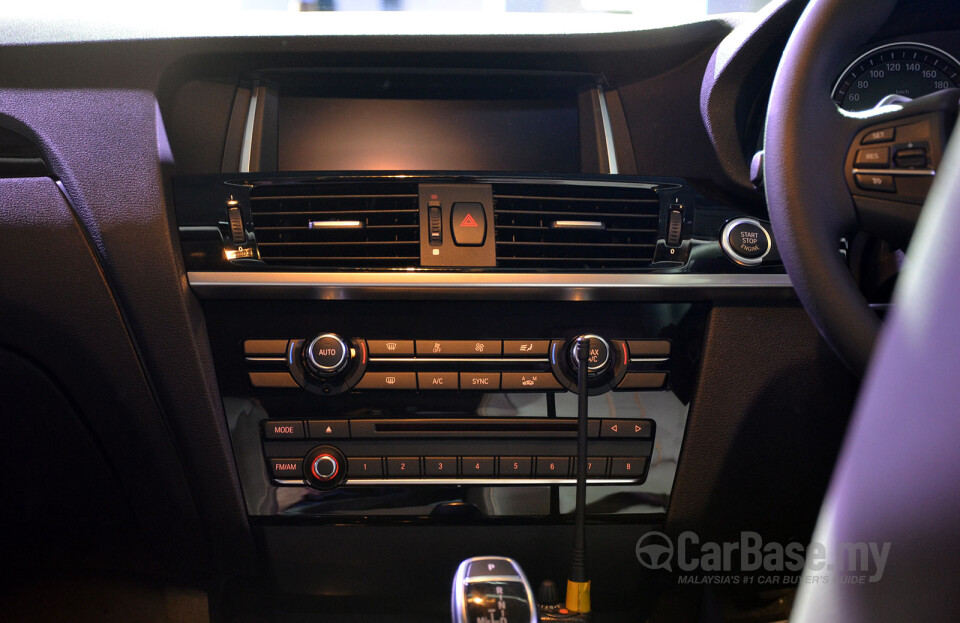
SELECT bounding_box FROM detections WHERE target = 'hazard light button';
[451,202,486,246]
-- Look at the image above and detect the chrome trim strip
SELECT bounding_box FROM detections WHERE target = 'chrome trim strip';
[852,168,936,177]
[597,86,619,174]
[238,87,259,173]
[276,478,637,485]
[244,356,287,363]
[552,220,605,229]
[188,271,793,298]
[309,220,365,229]
[463,576,523,583]
[630,357,670,363]
[368,357,549,364]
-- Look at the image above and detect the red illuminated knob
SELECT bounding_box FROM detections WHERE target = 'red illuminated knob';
[311,454,339,481]
[303,445,347,490]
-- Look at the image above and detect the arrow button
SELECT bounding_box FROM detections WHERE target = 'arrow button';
[600,419,653,439]
[306,419,350,439]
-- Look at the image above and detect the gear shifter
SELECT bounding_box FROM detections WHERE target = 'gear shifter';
[452,556,537,623]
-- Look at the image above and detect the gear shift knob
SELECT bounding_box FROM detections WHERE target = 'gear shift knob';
[452,556,537,623]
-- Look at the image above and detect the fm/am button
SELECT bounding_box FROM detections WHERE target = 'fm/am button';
[460,373,500,390]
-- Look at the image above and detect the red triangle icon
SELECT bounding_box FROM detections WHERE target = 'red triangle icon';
[460,213,479,228]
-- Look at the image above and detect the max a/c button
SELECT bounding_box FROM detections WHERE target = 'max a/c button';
[263,420,305,439]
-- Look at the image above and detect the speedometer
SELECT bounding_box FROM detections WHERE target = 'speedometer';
[832,42,960,112]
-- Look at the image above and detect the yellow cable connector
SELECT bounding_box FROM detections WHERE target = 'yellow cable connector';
[565,579,591,614]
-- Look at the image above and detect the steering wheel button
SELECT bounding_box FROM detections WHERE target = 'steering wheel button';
[894,148,928,168]
[862,127,895,145]
[854,147,890,168]
[855,173,896,193]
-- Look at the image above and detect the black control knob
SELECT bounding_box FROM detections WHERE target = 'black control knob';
[537,580,560,607]
[304,445,347,490]
[569,335,610,374]
[305,333,350,377]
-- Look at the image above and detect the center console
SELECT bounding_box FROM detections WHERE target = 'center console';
[172,66,789,597]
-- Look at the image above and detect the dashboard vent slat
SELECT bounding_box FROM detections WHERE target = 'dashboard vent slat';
[493,183,662,270]
[250,183,420,269]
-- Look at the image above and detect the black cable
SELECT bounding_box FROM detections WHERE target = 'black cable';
[570,337,589,583]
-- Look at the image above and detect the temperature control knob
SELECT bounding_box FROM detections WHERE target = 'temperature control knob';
[569,334,611,374]
[305,333,350,377]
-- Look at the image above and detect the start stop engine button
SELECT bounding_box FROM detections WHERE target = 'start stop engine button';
[721,218,771,266]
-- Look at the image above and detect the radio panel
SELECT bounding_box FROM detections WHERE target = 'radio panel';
[247,335,666,490]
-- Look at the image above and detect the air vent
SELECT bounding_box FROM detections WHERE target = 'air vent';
[493,183,661,270]
[249,183,419,269]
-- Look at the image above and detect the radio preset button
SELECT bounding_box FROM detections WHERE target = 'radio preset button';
[501,372,563,391]
[366,340,415,356]
[499,457,532,477]
[387,457,421,477]
[347,457,383,479]
[355,372,417,390]
[418,372,459,390]
[462,457,496,477]
[535,457,570,477]
[572,457,609,477]
[460,372,500,390]
[610,457,646,478]
[263,420,305,439]
[424,457,458,477]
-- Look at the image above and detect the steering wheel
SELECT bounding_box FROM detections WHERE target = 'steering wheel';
[764,0,959,375]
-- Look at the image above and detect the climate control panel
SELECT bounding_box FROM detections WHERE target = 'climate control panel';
[243,336,671,396]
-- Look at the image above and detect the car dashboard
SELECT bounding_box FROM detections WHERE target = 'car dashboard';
[0,0,956,621]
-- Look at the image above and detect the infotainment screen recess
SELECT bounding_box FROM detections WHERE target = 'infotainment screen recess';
[278,97,580,173]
